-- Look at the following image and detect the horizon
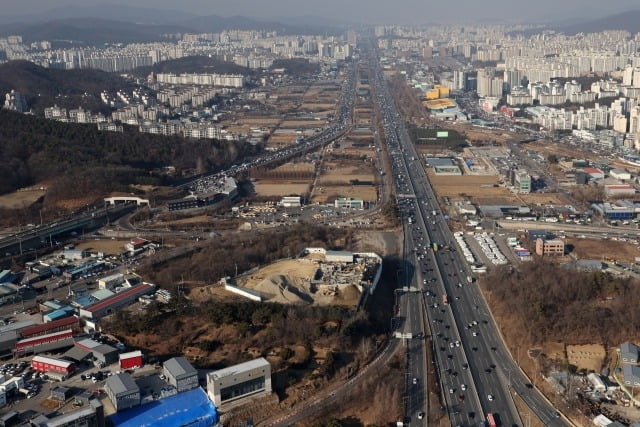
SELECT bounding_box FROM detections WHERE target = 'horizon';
[1,0,640,26]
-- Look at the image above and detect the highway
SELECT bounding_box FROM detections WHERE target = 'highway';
[178,61,358,196]
[370,44,569,426]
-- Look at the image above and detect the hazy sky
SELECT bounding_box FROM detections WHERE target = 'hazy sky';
[2,0,640,24]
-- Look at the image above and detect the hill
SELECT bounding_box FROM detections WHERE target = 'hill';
[134,56,254,77]
[0,61,138,113]
[0,109,259,203]
[0,18,184,46]
[558,10,640,34]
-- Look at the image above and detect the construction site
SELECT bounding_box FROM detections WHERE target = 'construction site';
[231,248,382,307]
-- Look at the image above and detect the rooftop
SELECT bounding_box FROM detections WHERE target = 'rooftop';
[163,357,196,378]
[106,373,139,395]
[211,357,270,380]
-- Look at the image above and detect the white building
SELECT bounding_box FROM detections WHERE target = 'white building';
[206,358,272,407]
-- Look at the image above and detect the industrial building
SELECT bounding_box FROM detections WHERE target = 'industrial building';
[280,196,302,208]
[105,373,140,412]
[98,273,125,290]
[119,351,143,370]
[15,329,74,355]
[591,201,639,221]
[31,355,76,376]
[604,184,636,197]
[622,364,640,387]
[163,357,198,393]
[109,387,217,427]
[324,250,355,263]
[79,283,155,319]
[75,338,119,365]
[535,238,565,256]
[334,197,364,209]
[207,357,272,406]
[621,342,640,364]
[31,400,104,427]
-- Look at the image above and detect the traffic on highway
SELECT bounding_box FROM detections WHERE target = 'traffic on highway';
[370,45,568,427]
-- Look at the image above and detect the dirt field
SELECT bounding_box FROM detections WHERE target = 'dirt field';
[428,171,520,204]
[567,344,606,371]
[281,120,326,128]
[0,190,46,209]
[318,162,375,185]
[253,181,311,197]
[312,185,377,203]
[237,259,361,306]
[540,342,566,361]
[566,238,640,263]
[75,239,128,255]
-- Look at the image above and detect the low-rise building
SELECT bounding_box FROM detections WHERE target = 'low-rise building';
[105,373,140,412]
[207,357,272,406]
[535,238,565,256]
[31,355,76,377]
[623,364,640,387]
[334,197,364,209]
[163,357,198,393]
[119,350,143,370]
[621,342,640,364]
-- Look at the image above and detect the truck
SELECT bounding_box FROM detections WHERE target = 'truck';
[442,294,448,305]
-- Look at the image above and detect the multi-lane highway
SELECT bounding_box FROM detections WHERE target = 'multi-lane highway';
[370,43,569,426]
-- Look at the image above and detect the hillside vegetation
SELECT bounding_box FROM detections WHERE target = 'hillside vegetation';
[0,110,259,201]
[485,260,639,346]
[0,61,138,113]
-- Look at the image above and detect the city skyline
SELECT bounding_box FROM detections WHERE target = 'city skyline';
[1,0,640,25]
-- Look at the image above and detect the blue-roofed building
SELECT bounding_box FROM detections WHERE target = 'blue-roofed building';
[0,270,15,284]
[109,387,218,427]
[43,307,75,323]
[71,295,97,309]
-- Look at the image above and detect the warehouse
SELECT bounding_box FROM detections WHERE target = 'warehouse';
[163,357,198,393]
[105,373,140,412]
[621,342,640,364]
[109,387,217,427]
[19,316,80,339]
[31,355,76,376]
[15,329,74,355]
[79,283,155,319]
[75,338,119,365]
[623,364,640,387]
[119,351,143,370]
[207,357,271,406]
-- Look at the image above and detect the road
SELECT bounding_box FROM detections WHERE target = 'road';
[370,43,568,426]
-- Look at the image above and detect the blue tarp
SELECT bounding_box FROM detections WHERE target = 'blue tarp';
[109,387,218,427]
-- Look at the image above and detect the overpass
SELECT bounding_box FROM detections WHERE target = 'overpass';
[496,219,640,235]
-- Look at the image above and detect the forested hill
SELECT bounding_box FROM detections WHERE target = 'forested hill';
[0,61,139,114]
[0,110,259,202]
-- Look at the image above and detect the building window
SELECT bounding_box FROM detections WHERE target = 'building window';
[220,376,265,402]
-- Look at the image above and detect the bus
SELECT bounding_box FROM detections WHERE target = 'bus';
[487,413,497,427]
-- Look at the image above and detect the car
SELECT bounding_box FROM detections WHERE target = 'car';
[412,378,418,385]
[485,368,492,373]
[418,412,424,420]
[455,341,460,347]
[472,332,478,336]
[525,383,533,389]
[461,384,466,391]
[487,394,494,401]
[449,388,454,394]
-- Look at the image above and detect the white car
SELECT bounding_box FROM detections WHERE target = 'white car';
[449,388,454,394]
[488,394,494,401]
[461,384,466,391]
[455,341,461,347]
[472,332,478,337]
[418,412,424,419]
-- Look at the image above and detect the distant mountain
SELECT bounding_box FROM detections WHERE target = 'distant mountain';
[0,18,185,46]
[0,60,138,113]
[0,3,197,26]
[557,10,640,34]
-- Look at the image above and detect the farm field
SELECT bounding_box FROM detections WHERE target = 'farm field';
[312,185,377,204]
[253,181,311,197]
[565,237,640,263]
[427,170,520,204]
[75,239,128,255]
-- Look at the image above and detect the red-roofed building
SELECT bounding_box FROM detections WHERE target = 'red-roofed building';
[583,168,604,180]
[15,329,74,355]
[19,316,80,339]
[78,283,155,320]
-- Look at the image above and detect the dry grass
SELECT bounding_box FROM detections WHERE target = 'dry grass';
[312,185,377,203]
[566,238,640,263]
[519,193,566,205]
[0,190,45,209]
[566,344,606,371]
[253,181,311,197]
[428,170,520,203]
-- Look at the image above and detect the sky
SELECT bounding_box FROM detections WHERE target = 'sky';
[1,0,639,25]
